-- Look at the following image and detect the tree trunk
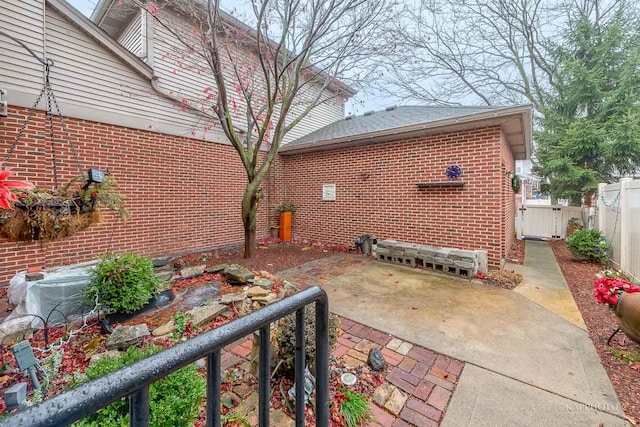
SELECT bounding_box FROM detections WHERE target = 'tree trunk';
[242,179,261,258]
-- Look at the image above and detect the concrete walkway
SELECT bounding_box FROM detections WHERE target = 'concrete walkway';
[280,241,626,426]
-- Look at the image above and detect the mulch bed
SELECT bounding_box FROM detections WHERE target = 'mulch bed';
[550,240,640,424]
[506,238,525,265]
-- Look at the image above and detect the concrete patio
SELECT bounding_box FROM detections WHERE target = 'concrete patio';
[280,241,627,426]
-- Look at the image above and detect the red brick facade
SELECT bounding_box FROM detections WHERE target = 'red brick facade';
[0,106,268,283]
[0,107,516,283]
[279,126,516,268]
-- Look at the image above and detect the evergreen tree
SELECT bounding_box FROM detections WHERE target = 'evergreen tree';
[534,8,640,204]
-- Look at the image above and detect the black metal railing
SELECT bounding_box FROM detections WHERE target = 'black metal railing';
[0,286,330,427]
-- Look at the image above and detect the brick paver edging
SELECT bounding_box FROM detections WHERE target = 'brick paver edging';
[335,317,464,427]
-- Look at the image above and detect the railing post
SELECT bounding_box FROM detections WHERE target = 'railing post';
[315,299,329,427]
[295,308,305,427]
[598,182,606,234]
[259,325,271,427]
[207,350,221,427]
[619,178,631,272]
[129,386,149,427]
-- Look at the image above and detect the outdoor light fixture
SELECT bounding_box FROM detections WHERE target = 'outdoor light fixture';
[506,171,514,179]
[82,168,105,190]
[11,341,41,391]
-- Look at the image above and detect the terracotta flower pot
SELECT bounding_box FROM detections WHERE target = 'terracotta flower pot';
[615,292,640,345]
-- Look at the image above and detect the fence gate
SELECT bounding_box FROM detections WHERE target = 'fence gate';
[517,204,585,240]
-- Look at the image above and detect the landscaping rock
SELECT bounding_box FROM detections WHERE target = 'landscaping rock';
[247,286,269,298]
[251,278,272,289]
[283,281,297,292]
[172,258,188,269]
[90,349,122,364]
[152,321,175,337]
[223,265,255,284]
[252,293,277,304]
[374,383,395,406]
[219,292,246,305]
[152,258,167,268]
[206,264,228,274]
[106,324,149,350]
[188,303,227,327]
[384,387,407,416]
[367,347,387,371]
[180,265,206,279]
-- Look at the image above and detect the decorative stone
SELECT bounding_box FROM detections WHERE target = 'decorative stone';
[188,303,227,327]
[206,264,229,273]
[219,292,246,305]
[90,349,123,364]
[152,321,175,337]
[251,278,272,289]
[283,281,298,292]
[152,258,167,268]
[252,293,277,304]
[373,383,395,406]
[367,348,387,371]
[247,286,270,298]
[180,265,206,279]
[223,265,255,284]
[172,258,188,269]
[106,325,149,350]
[384,387,407,416]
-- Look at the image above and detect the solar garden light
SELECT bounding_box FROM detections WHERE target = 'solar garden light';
[11,341,41,391]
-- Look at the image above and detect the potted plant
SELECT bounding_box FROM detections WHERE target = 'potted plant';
[276,202,296,241]
[594,270,640,345]
[0,171,129,241]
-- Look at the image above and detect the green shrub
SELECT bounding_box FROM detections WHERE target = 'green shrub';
[85,252,160,313]
[74,346,205,427]
[277,305,339,367]
[566,229,611,263]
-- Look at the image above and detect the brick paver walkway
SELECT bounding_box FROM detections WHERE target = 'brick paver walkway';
[222,316,462,426]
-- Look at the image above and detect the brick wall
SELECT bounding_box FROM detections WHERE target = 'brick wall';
[280,126,515,268]
[500,130,516,261]
[0,106,268,284]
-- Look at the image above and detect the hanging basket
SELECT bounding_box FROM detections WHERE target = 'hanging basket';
[0,174,128,242]
[0,61,130,242]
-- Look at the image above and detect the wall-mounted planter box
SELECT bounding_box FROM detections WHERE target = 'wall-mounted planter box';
[416,182,465,189]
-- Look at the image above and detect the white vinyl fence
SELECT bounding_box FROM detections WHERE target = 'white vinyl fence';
[598,178,640,281]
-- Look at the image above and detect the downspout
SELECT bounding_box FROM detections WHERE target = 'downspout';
[42,0,47,84]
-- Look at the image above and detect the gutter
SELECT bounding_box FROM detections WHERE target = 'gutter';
[280,104,533,155]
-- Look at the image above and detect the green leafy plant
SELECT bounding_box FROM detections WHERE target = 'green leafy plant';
[609,347,640,363]
[339,389,371,427]
[277,305,339,367]
[171,312,193,339]
[566,229,611,263]
[74,346,205,427]
[85,252,160,314]
[276,202,296,214]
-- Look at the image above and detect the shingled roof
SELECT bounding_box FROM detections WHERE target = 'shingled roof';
[280,104,533,160]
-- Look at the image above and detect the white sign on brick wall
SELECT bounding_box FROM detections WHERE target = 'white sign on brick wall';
[322,184,336,201]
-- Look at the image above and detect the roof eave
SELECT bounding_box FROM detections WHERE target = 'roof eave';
[280,104,533,160]
[49,0,154,81]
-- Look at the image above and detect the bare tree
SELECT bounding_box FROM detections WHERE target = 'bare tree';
[131,0,391,257]
[381,0,636,114]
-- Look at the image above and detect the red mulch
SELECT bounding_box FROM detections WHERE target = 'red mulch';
[506,239,525,265]
[550,240,640,423]
[177,238,353,273]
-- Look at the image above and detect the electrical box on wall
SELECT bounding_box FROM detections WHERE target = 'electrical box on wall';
[322,184,336,201]
[0,89,7,117]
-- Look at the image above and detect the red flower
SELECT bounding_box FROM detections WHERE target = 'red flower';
[0,170,34,210]
[593,275,640,308]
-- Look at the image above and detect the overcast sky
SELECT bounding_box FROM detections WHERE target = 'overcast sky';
[67,0,392,115]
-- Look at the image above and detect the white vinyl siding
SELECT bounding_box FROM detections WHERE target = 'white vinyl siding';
[0,1,45,96]
[1,1,225,143]
[117,11,144,58]
[283,93,344,144]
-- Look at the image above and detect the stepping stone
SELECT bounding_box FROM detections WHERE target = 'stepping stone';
[247,286,269,298]
[180,265,206,278]
[188,303,227,327]
[224,265,255,284]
